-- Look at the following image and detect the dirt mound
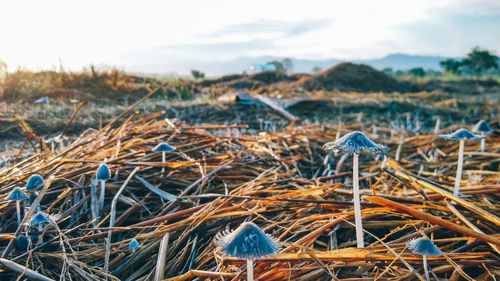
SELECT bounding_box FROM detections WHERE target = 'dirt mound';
[249,71,295,83]
[225,78,263,89]
[196,71,301,91]
[198,74,245,87]
[300,62,406,93]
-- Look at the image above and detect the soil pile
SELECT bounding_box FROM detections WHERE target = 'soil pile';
[196,71,304,90]
[300,62,407,92]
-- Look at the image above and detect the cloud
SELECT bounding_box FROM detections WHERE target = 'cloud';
[121,39,275,63]
[392,6,500,57]
[201,18,332,38]
[1,0,499,72]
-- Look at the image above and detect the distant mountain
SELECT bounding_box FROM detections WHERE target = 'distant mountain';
[357,54,452,71]
[127,53,452,76]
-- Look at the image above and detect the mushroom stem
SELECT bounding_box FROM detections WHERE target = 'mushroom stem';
[453,140,464,197]
[161,151,166,174]
[353,152,364,248]
[15,201,21,226]
[480,133,486,152]
[433,118,440,135]
[247,259,254,281]
[423,255,430,281]
[99,180,106,212]
[395,141,403,161]
[90,180,98,227]
[38,224,43,243]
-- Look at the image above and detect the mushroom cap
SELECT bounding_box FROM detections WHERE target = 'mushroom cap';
[28,192,38,205]
[128,238,140,250]
[25,174,44,191]
[30,211,49,226]
[323,131,387,155]
[44,138,57,144]
[96,163,111,181]
[34,96,49,104]
[15,235,29,251]
[6,187,28,201]
[153,142,176,152]
[438,128,486,141]
[215,221,281,260]
[472,120,493,134]
[406,237,442,256]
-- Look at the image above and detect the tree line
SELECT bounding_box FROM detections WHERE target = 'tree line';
[383,47,499,78]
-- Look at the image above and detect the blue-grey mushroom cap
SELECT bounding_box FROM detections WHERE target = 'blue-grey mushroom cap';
[406,237,442,256]
[472,120,493,134]
[128,238,140,250]
[15,235,29,251]
[153,142,176,152]
[44,138,58,144]
[439,128,486,141]
[323,131,387,155]
[30,211,49,226]
[215,222,281,260]
[7,187,28,201]
[25,174,44,191]
[96,163,111,181]
[28,192,38,205]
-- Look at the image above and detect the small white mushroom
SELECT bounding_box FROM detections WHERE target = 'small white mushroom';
[215,222,281,281]
[324,131,387,248]
[439,128,485,196]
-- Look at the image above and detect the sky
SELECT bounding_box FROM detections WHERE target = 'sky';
[0,0,499,74]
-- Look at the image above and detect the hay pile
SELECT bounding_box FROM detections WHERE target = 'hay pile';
[300,62,407,93]
[0,87,499,280]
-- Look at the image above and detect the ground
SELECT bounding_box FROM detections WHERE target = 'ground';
[0,64,498,280]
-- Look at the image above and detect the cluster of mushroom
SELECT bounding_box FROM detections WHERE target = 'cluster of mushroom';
[6,174,54,249]
[4,122,493,279]
[213,126,473,278]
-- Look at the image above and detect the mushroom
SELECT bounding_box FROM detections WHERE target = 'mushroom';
[30,211,49,242]
[472,120,493,152]
[153,142,176,174]
[44,137,58,153]
[25,174,44,211]
[28,192,38,205]
[406,237,442,281]
[15,235,29,251]
[25,174,44,192]
[215,221,281,281]
[96,163,111,212]
[30,211,49,225]
[324,131,386,248]
[128,238,140,253]
[6,187,28,226]
[439,128,485,196]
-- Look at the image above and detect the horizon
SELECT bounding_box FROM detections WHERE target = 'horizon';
[1,0,499,75]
